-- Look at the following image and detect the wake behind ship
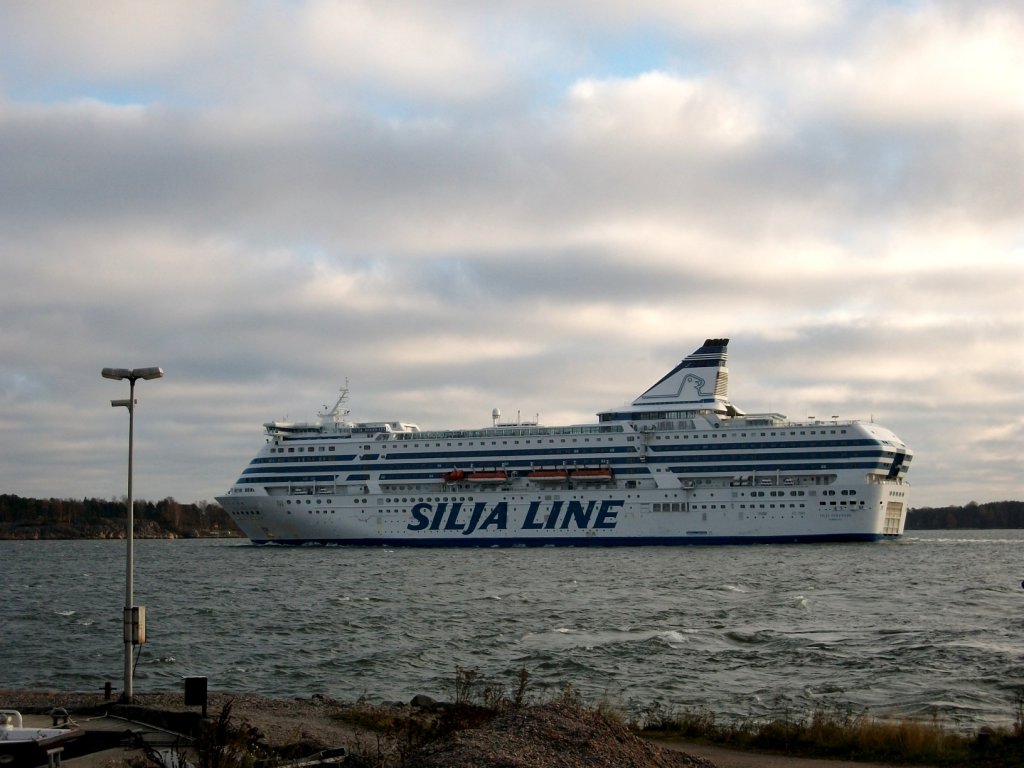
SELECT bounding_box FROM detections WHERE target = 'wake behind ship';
[216,339,912,546]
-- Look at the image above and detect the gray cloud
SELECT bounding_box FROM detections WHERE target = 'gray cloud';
[0,1,1021,507]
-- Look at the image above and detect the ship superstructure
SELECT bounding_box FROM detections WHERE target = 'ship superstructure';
[217,339,912,545]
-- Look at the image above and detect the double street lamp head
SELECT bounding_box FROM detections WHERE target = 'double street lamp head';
[102,367,164,382]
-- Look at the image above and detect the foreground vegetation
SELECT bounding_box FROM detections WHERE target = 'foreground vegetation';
[330,668,1024,767]
[107,666,1024,768]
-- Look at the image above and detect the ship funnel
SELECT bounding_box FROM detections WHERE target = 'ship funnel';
[630,338,732,411]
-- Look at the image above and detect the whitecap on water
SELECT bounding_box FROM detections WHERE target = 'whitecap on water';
[56,610,76,617]
[656,630,689,646]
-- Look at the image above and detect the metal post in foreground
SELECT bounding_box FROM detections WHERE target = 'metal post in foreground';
[102,366,163,703]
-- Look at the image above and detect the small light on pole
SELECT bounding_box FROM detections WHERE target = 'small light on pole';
[102,366,163,703]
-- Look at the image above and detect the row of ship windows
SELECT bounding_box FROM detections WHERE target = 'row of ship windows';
[281,493,676,506]
[398,437,623,446]
[654,429,848,438]
[392,425,624,440]
[644,501,867,511]
[377,431,853,447]
[269,428,891,454]
[741,489,856,498]
[271,437,624,453]
[654,441,875,451]
[272,499,863,513]
[266,444,888,462]
[268,501,860,520]
[257,501,836,515]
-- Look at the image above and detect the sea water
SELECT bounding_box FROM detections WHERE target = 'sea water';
[2,531,1022,729]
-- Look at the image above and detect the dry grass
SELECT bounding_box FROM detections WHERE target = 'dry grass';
[641,696,1024,766]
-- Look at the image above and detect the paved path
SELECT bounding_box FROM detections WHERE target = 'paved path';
[655,738,937,768]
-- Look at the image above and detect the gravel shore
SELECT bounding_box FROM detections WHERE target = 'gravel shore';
[0,690,711,768]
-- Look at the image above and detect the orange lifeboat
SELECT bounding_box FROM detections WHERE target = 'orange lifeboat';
[443,469,466,483]
[465,470,508,483]
[571,467,614,481]
[527,469,569,482]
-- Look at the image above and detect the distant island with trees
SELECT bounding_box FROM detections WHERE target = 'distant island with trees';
[905,500,1023,530]
[0,494,239,539]
[0,494,1021,540]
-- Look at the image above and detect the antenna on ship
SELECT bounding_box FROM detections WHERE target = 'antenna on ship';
[492,407,501,427]
[320,378,351,424]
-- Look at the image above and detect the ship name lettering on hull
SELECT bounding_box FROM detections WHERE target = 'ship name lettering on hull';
[407,500,623,535]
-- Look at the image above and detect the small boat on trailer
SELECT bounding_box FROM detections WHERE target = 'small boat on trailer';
[0,711,83,768]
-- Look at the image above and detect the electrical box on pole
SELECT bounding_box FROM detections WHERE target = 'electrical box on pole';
[124,606,146,645]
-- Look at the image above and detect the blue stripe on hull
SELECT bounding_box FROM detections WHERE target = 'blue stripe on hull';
[247,532,893,547]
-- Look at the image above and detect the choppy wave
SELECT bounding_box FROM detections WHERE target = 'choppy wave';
[3,531,1023,729]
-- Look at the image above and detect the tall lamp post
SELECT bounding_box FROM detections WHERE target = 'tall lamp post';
[102,366,163,703]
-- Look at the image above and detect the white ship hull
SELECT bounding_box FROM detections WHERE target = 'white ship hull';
[217,339,912,546]
[219,483,907,546]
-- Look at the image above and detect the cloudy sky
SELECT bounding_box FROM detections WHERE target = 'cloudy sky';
[1,1,1021,509]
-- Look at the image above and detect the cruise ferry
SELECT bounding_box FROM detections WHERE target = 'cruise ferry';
[216,339,912,545]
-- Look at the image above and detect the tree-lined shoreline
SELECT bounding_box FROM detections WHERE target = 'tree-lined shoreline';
[0,494,240,539]
[905,500,1024,529]
[0,494,1021,540]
